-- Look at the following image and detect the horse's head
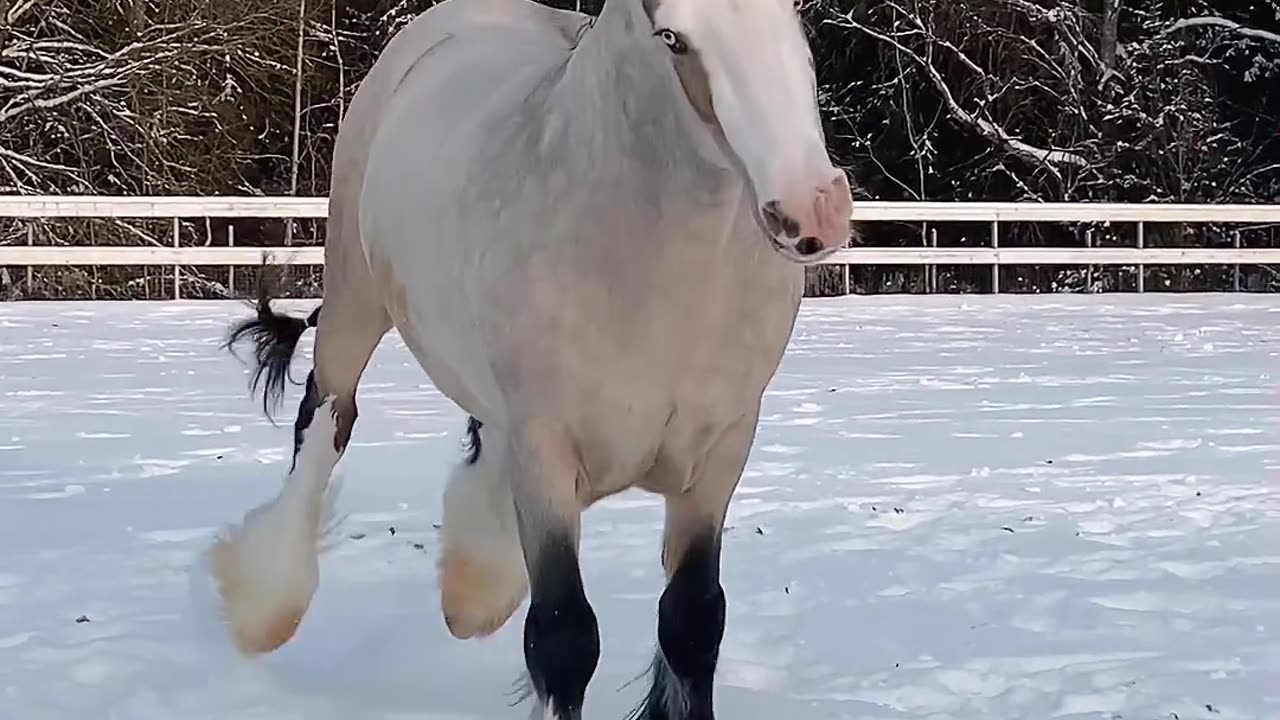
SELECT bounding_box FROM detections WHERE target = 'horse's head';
[642,0,852,264]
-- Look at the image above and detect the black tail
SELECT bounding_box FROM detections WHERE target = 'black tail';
[463,415,484,465]
[222,271,321,422]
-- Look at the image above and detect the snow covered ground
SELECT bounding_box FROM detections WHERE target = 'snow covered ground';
[0,295,1276,720]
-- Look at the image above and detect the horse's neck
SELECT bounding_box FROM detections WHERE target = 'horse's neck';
[545,0,742,225]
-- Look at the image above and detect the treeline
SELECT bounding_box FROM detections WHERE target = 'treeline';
[0,0,1276,298]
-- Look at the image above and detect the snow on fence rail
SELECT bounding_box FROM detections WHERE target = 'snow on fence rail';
[2,195,1279,296]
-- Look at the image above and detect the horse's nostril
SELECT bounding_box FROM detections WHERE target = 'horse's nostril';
[795,237,823,256]
[830,171,850,193]
[762,201,800,239]
[761,201,784,237]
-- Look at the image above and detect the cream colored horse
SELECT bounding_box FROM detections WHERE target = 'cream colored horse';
[210,0,852,716]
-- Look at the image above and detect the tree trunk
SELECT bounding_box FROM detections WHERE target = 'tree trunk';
[1100,0,1121,72]
[285,0,307,288]
[0,0,12,49]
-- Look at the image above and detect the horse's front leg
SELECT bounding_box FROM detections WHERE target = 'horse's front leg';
[637,411,759,720]
[510,418,600,720]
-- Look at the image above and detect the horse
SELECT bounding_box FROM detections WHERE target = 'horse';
[207,0,853,715]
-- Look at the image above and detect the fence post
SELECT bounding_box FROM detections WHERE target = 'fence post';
[1234,230,1242,292]
[26,223,33,292]
[929,227,938,293]
[991,219,1000,293]
[228,225,236,296]
[1136,221,1145,293]
[172,217,180,300]
[1085,228,1094,291]
[922,221,931,294]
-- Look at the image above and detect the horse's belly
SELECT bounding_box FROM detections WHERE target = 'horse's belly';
[571,361,775,502]
[570,290,802,502]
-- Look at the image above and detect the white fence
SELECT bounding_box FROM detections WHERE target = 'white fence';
[2,195,1279,296]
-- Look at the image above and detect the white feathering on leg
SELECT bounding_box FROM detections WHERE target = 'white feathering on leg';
[438,430,529,639]
[207,396,344,655]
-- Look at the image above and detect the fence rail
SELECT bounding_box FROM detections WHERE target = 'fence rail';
[5,196,1280,223]
[3,196,1279,296]
[7,245,1280,268]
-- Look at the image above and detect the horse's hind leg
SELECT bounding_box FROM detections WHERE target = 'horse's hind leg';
[635,412,758,720]
[438,419,529,639]
[209,276,390,655]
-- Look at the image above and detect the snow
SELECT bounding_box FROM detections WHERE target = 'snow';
[0,295,1276,720]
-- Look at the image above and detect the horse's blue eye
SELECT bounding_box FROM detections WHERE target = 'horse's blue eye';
[657,29,687,54]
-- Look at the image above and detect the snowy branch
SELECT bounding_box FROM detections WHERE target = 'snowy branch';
[1164,16,1280,45]
[824,9,1090,174]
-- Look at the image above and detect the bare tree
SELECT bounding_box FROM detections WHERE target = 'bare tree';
[1,0,1275,298]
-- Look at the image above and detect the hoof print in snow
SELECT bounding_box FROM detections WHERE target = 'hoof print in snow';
[412,542,425,550]
[75,615,90,623]
[1001,526,1015,533]
[349,531,366,540]
[755,526,765,535]
[388,526,396,536]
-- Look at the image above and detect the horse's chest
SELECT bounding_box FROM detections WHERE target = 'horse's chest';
[562,260,802,500]
[574,344,769,500]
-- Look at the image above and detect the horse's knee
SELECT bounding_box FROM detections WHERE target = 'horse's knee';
[523,532,600,720]
[292,370,358,464]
